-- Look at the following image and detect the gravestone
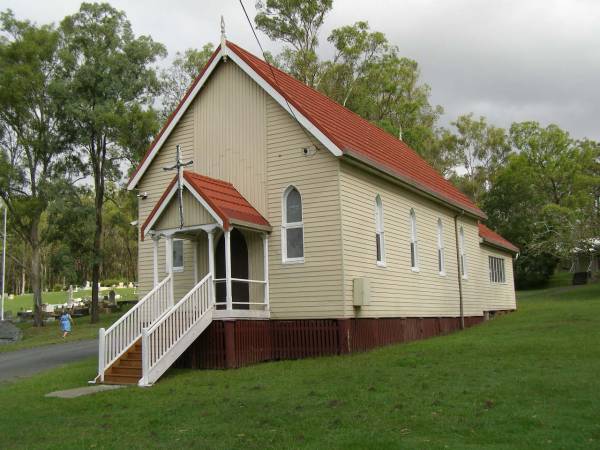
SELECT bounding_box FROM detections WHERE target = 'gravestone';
[0,321,22,344]
[108,290,116,306]
[67,285,74,307]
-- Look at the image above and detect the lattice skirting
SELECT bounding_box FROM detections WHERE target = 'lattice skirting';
[174,313,513,370]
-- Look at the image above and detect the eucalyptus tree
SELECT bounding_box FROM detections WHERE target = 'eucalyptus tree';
[0,11,73,325]
[255,0,333,86]
[160,44,214,120]
[59,2,166,322]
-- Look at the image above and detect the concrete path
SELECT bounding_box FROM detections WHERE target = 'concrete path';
[46,384,125,398]
[0,339,97,383]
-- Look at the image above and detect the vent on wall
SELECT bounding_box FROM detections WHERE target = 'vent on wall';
[353,278,370,307]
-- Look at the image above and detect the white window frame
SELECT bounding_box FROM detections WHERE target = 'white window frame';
[282,185,305,264]
[437,218,445,276]
[489,256,506,284]
[375,195,386,267]
[459,226,468,279]
[409,209,419,272]
[167,238,184,273]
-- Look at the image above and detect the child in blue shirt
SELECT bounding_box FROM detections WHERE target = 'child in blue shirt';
[59,310,74,339]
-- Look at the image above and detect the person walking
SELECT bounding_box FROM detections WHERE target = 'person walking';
[59,310,74,339]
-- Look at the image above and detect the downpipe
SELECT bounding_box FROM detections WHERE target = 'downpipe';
[453,211,465,330]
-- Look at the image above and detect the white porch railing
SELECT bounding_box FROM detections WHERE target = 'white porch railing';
[140,273,214,386]
[213,278,269,309]
[97,275,173,382]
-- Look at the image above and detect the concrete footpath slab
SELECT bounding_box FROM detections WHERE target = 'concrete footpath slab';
[45,384,126,398]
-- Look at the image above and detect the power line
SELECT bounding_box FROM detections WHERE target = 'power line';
[237,0,317,149]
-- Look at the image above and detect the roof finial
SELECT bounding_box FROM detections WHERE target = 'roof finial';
[220,15,228,59]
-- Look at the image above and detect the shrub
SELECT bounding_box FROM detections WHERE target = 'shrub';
[52,284,64,292]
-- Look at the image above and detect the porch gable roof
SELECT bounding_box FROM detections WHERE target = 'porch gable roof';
[141,171,270,239]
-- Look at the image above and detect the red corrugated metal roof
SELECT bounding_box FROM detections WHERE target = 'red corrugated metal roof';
[140,171,270,238]
[130,40,485,218]
[478,223,519,253]
[226,41,485,218]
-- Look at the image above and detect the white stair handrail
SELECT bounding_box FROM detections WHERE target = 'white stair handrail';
[141,273,214,386]
[97,275,173,381]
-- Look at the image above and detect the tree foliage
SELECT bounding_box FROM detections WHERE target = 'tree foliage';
[255,0,333,86]
[0,10,72,325]
[59,2,165,322]
[160,44,214,120]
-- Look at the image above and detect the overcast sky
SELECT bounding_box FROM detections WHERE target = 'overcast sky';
[4,0,600,140]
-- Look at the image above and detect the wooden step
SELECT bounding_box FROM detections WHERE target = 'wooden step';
[118,359,142,368]
[104,374,140,385]
[109,366,142,377]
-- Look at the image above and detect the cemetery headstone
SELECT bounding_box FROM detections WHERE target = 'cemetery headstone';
[109,290,116,306]
[0,321,22,344]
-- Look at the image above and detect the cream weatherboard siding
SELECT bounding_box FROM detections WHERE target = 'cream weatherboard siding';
[136,58,345,317]
[153,189,216,231]
[265,96,344,319]
[192,61,268,217]
[472,245,517,312]
[339,162,515,318]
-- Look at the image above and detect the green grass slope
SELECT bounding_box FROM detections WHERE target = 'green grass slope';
[0,283,599,449]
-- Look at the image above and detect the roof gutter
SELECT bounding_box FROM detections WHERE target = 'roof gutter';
[479,237,519,255]
[341,150,486,221]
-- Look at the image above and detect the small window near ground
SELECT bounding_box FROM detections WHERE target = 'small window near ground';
[282,186,304,263]
[437,218,445,274]
[375,195,385,265]
[410,209,419,270]
[173,239,184,272]
[489,256,505,283]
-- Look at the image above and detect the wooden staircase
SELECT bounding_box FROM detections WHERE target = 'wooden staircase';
[103,339,142,385]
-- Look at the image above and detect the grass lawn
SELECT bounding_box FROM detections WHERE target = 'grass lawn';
[0,311,128,353]
[1,283,599,449]
[3,287,137,314]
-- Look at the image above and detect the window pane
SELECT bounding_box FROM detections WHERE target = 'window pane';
[286,227,304,258]
[410,242,416,267]
[173,240,184,269]
[438,249,443,272]
[286,188,302,223]
[376,233,382,262]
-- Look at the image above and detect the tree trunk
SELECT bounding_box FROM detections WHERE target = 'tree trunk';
[90,178,104,324]
[30,218,43,327]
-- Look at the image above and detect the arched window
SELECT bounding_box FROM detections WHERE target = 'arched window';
[459,226,468,277]
[437,218,445,275]
[375,195,385,265]
[410,209,419,270]
[282,186,304,263]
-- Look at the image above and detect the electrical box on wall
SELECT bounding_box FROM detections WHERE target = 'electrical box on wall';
[353,278,370,307]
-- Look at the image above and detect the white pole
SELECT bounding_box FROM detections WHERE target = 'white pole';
[225,229,232,310]
[208,230,215,304]
[1,205,6,322]
[152,235,159,288]
[262,234,269,311]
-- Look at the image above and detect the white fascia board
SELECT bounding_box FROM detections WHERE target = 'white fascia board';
[227,51,343,158]
[143,183,179,238]
[127,49,223,190]
[182,179,224,227]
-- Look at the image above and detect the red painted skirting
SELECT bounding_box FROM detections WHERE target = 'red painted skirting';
[174,314,501,370]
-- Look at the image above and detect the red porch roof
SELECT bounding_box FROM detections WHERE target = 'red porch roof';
[478,223,519,253]
[141,171,270,238]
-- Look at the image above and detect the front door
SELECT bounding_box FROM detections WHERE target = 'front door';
[215,229,250,309]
